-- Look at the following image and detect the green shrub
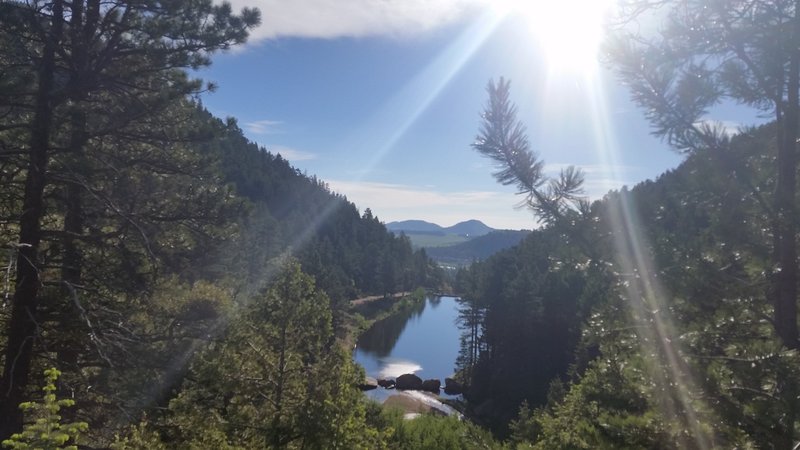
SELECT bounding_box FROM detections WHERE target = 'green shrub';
[2,368,88,450]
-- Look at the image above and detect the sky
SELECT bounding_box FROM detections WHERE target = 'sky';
[197,0,756,230]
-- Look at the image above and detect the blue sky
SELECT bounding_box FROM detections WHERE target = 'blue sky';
[198,1,754,230]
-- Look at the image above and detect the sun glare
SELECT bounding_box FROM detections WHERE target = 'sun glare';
[495,0,615,73]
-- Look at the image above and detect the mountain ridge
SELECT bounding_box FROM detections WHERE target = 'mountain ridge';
[387,219,497,237]
[425,229,530,266]
[385,219,444,234]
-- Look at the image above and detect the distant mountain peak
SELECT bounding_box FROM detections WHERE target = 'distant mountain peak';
[444,220,494,237]
[385,220,444,234]
[386,219,496,238]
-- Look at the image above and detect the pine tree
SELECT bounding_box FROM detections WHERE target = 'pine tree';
[606,2,800,447]
[2,368,88,450]
[473,78,586,226]
[0,0,259,439]
[168,262,375,449]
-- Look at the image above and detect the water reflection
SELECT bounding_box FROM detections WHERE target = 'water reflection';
[354,296,461,383]
[356,298,427,357]
[378,360,423,379]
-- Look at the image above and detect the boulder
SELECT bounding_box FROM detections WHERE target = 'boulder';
[395,373,423,390]
[444,378,463,395]
[377,378,396,389]
[421,379,441,393]
[358,376,378,391]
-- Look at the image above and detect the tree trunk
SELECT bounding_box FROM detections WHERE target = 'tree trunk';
[272,322,288,449]
[774,30,799,353]
[0,1,63,440]
[56,108,87,375]
[770,4,800,448]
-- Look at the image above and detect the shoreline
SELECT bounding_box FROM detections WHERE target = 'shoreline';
[339,287,427,350]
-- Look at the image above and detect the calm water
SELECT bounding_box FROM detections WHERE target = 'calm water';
[354,295,462,404]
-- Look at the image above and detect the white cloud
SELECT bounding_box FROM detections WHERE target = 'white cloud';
[269,145,317,161]
[244,119,283,134]
[327,179,497,209]
[694,119,742,138]
[582,177,633,198]
[327,179,535,229]
[227,0,486,41]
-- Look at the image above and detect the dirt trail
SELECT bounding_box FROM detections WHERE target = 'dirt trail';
[350,291,410,306]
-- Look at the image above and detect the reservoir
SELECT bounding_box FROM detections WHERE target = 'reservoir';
[354,295,462,407]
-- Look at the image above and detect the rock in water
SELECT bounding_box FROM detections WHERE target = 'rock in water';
[421,379,441,393]
[444,377,464,395]
[395,373,423,390]
[378,378,396,389]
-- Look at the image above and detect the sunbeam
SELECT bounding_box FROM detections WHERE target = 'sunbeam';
[585,74,714,448]
[344,9,504,182]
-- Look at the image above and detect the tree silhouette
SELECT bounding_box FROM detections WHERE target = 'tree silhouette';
[472,77,586,226]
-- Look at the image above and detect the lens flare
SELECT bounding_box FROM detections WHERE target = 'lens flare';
[586,74,714,448]
[494,0,615,73]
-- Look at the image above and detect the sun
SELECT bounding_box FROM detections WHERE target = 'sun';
[494,0,616,74]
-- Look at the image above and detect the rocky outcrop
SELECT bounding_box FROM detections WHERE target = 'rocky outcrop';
[395,373,423,390]
[444,377,464,395]
[421,379,441,393]
[377,378,396,389]
[358,376,378,391]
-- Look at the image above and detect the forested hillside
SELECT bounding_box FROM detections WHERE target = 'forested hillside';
[456,118,795,447]
[0,1,444,446]
[197,108,444,304]
[425,229,529,266]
